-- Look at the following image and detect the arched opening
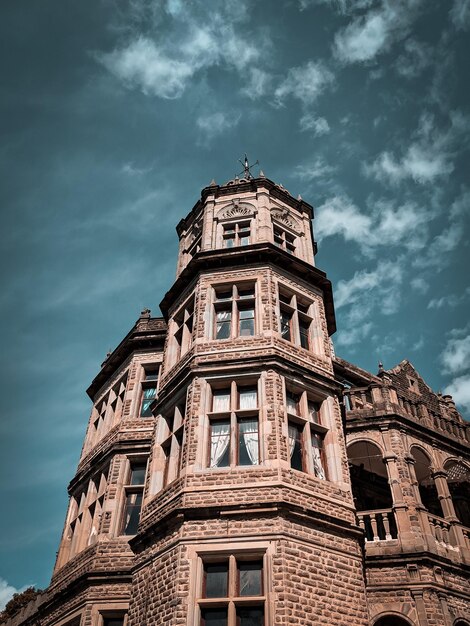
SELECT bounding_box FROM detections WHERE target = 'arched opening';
[454,621,470,626]
[374,616,413,626]
[411,447,443,517]
[348,441,397,540]
[445,460,470,527]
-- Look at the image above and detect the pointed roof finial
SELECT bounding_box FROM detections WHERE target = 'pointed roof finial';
[237,154,259,180]
[259,169,265,178]
[378,361,384,374]
[209,178,217,186]
[297,194,302,201]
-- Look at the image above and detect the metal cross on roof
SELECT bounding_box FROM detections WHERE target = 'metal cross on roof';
[237,154,259,179]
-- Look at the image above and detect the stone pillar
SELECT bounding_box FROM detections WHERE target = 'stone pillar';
[437,592,453,626]
[431,469,456,519]
[404,454,432,550]
[411,589,429,626]
[380,428,414,544]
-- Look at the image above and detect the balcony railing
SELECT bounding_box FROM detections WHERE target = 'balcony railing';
[427,512,455,548]
[357,508,398,542]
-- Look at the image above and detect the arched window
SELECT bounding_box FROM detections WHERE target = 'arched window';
[374,616,413,626]
[348,441,397,540]
[445,460,470,527]
[454,621,470,626]
[411,448,443,518]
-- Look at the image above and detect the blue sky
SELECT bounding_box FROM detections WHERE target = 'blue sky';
[1,0,469,606]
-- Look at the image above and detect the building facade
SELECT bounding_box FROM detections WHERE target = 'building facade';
[4,174,470,626]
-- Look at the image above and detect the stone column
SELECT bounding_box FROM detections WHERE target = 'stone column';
[437,592,453,626]
[411,589,429,626]
[404,454,432,550]
[380,428,413,544]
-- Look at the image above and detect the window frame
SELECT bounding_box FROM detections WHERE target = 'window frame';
[139,365,160,418]
[278,287,314,352]
[207,380,260,469]
[213,283,256,340]
[120,457,147,536]
[197,553,266,626]
[222,220,252,248]
[273,225,296,254]
[285,384,327,479]
[160,400,186,488]
[173,296,195,361]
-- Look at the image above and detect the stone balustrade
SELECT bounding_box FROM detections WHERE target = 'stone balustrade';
[344,387,470,444]
[357,508,398,542]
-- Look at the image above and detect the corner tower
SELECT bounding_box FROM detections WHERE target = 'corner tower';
[130,171,369,625]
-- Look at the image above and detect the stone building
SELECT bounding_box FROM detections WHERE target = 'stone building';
[4,172,469,626]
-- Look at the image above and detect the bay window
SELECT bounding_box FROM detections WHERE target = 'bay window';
[140,367,159,417]
[223,221,251,248]
[278,288,313,351]
[273,225,296,254]
[161,401,185,487]
[214,284,256,340]
[121,459,147,535]
[198,554,265,626]
[208,382,259,468]
[286,386,327,479]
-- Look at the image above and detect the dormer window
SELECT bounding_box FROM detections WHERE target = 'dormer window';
[223,221,251,248]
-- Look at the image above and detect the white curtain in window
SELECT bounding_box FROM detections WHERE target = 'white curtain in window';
[239,419,259,464]
[210,422,230,467]
[213,390,230,412]
[311,434,325,479]
[288,423,298,458]
[239,388,257,410]
[287,393,298,415]
[216,310,231,322]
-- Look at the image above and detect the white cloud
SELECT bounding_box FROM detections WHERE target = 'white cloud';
[428,288,470,310]
[241,68,272,100]
[365,111,470,185]
[315,195,371,243]
[97,1,266,99]
[0,578,29,611]
[121,162,152,176]
[450,0,470,30]
[334,0,424,64]
[293,157,336,181]
[335,259,403,310]
[196,112,240,142]
[274,61,334,106]
[444,374,470,413]
[395,39,432,79]
[99,37,195,99]
[314,195,429,254]
[410,277,429,295]
[334,258,405,347]
[441,332,470,374]
[413,188,469,270]
[299,114,330,135]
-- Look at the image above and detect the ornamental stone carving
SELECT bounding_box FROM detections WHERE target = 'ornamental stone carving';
[216,199,256,221]
[270,208,302,233]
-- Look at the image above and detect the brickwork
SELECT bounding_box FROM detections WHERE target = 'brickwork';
[4,176,469,626]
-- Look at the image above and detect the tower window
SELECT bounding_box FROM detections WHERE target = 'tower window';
[278,288,313,351]
[208,382,259,468]
[198,555,265,626]
[213,284,256,340]
[161,400,186,488]
[223,221,251,248]
[173,297,195,362]
[121,460,147,535]
[140,367,159,417]
[286,385,327,479]
[273,225,296,254]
